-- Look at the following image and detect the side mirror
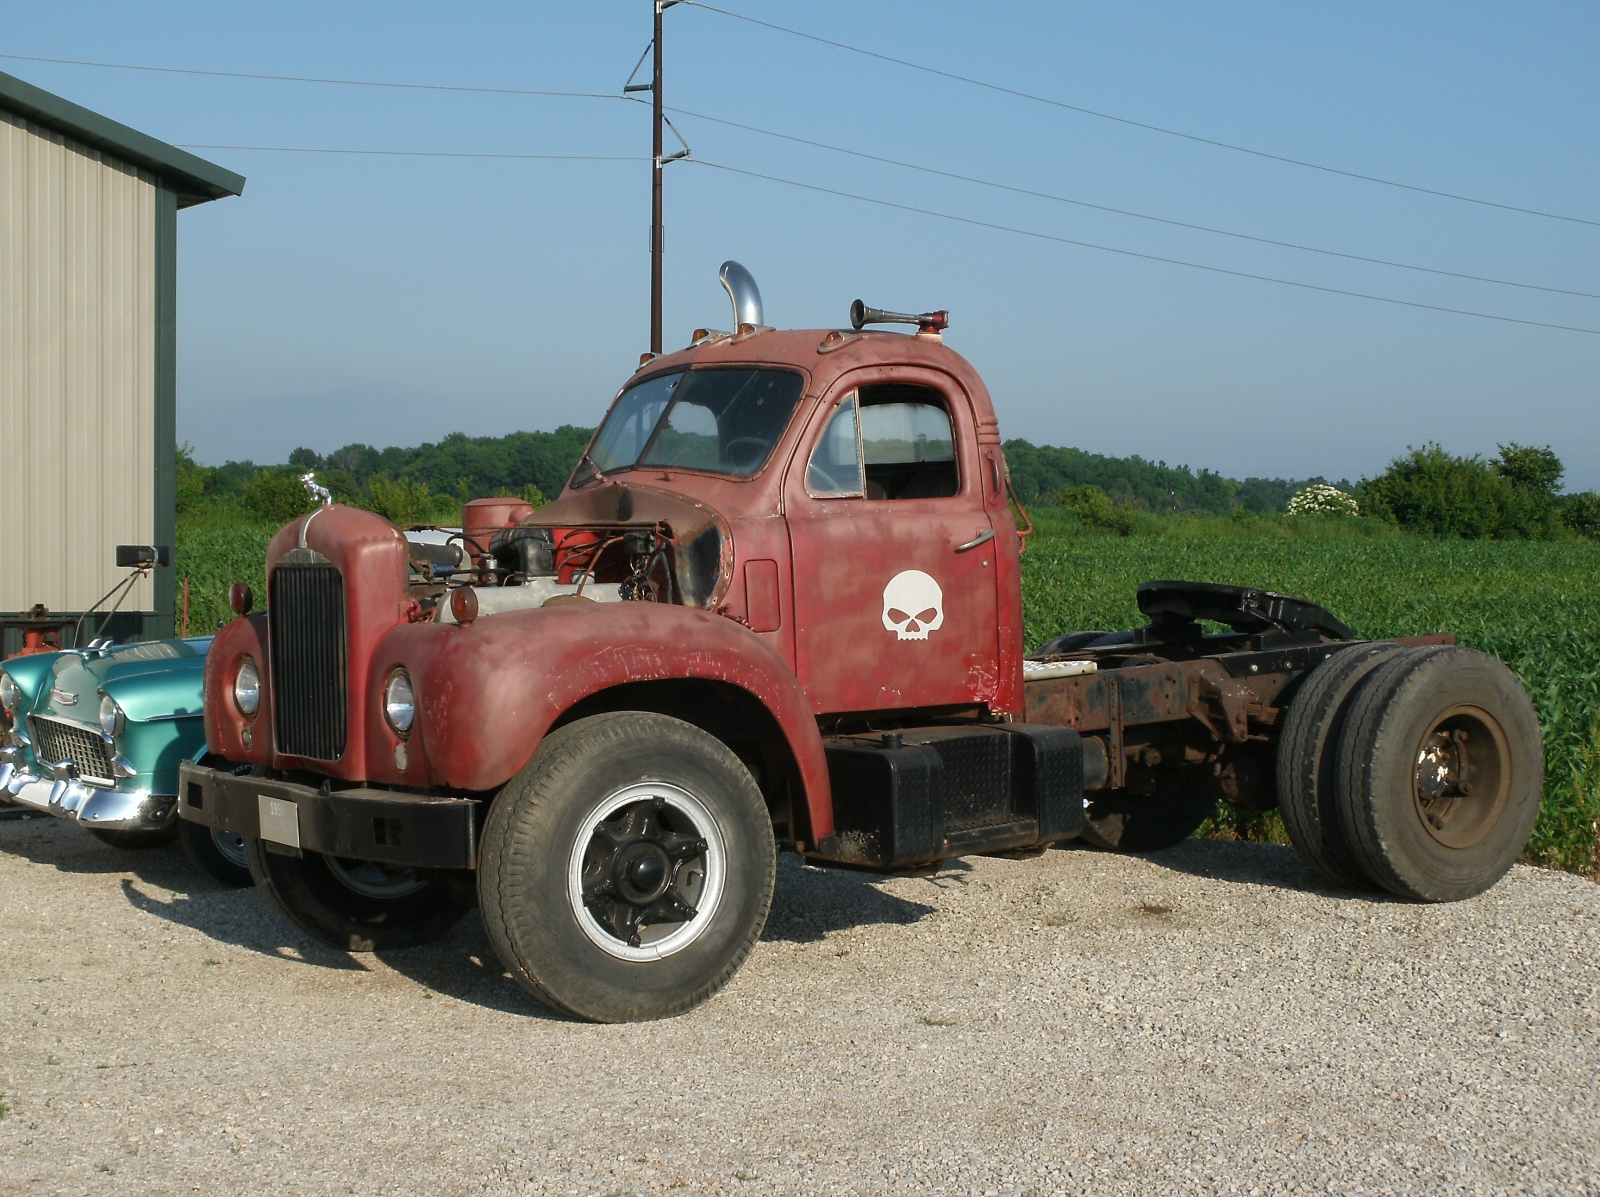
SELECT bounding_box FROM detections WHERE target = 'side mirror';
[115,545,170,568]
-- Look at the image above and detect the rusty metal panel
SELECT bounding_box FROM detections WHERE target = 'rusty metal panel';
[0,109,157,614]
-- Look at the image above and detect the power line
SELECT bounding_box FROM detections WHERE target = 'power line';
[688,3,1600,230]
[171,136,1600,331]
[22,42,1595,287]
[23,45,1595,317]
[660,102,1600,301]
[1005,0,1598,130]
[0,51,623,102]
[689,159,1600,337]
[179,143,643,162]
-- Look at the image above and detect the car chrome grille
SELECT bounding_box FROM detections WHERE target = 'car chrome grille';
[28,715,115,785]
[269,563,348,761]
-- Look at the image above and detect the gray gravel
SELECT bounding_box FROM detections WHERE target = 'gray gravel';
[1,814,1597,1197]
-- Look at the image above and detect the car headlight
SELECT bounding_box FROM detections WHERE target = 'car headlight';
[99,694,125,739]
[234,658,261,718]
[0,672,17,715]
[383,669,415,736]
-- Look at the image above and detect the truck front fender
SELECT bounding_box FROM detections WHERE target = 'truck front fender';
[202,613,271,766]
[374,603,835,842]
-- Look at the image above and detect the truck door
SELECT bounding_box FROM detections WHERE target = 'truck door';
[784,373,1001,715]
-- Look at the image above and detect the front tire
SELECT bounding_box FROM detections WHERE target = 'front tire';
[245,838,470,951]
[478,711,776,1023]
[179,818,254,888]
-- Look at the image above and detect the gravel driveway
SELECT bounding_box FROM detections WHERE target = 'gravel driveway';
[1,813,1596,1197]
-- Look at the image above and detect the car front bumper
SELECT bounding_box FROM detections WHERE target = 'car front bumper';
[0,759,178,832]
[176,760,479,869]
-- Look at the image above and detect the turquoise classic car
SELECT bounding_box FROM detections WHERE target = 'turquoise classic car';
[0,637,250,886]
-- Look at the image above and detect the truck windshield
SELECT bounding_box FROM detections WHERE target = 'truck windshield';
[578,367,805,482]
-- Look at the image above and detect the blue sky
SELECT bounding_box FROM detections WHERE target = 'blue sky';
[6,2,1598,488]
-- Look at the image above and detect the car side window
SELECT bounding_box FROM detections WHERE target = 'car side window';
[858,385,958,500]
[805,393,864,497]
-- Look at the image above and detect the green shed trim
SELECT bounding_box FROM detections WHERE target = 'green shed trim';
[153,185,179,639]
[0,68,244,206]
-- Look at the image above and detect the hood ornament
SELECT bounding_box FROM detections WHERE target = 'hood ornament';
[300,473,332,506]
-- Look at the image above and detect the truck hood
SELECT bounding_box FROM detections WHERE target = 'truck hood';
[519,480,734,610]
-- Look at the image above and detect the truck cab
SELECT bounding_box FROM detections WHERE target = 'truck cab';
[179,265,1544,1023]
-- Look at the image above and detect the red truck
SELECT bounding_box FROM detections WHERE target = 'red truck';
[178,264,1543,1022]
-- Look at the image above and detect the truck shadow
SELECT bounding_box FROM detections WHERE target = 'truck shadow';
[373,915,570,1020]
[761,853,941,943]
[116,876,379,970]
[1117,836,1386,900]
[113,876,566,1019]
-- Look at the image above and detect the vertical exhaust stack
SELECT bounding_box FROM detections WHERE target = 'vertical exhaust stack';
[719,261,765,332]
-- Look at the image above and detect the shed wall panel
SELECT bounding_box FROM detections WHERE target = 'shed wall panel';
[1,109,155,614]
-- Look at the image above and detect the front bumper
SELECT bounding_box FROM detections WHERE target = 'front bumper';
[0,761,177,831]
[177,760,478,869]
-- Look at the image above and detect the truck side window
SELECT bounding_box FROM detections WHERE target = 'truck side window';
[805,394,864,497]
[859,385,958,500]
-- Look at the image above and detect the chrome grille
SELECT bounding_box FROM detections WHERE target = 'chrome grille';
[28,715,115,785]
[269,563,348,761]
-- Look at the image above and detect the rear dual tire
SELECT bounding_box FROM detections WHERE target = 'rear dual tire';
[1279,645,1542,902]
[1275,643,1410,890]
[1334,646,1542,902]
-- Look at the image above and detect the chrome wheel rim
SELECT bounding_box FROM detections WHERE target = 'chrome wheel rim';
[324,855,429,899]
[567,781,725,962]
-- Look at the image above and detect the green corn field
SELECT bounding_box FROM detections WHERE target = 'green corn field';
[1020,529,1600,876]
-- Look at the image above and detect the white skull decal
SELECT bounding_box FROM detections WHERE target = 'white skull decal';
[882,570,945,641]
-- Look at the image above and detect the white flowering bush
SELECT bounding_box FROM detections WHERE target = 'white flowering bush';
[1286,483,1360,517]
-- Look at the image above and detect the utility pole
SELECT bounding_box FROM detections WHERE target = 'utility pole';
[651,0,665,355]
[625,1,686,355]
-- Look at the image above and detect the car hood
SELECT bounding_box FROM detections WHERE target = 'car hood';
[34,638,211,726]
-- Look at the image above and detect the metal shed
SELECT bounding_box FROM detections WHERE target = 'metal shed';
[0,71,244,653]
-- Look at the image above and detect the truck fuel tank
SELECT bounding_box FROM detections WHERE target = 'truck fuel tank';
[820,723,1085,869]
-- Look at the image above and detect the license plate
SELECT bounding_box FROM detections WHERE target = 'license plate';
[258,795,301,848]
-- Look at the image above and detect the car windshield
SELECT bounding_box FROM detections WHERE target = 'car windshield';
[577,368,805,482]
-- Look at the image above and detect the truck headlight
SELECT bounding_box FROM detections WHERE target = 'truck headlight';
[99,694,125,739]
[0,672,17,715]
[234,658,261,718]
[383,669,415,736]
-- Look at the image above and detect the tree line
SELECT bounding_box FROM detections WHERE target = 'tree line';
[177,427,1598,540]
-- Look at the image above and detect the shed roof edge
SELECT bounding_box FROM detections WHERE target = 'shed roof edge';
[0,69,245,203]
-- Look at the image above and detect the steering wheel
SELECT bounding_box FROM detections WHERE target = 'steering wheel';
[723,437,768,471]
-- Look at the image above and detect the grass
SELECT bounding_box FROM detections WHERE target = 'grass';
[174,514,275,636]
[1020,526,1600,876]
